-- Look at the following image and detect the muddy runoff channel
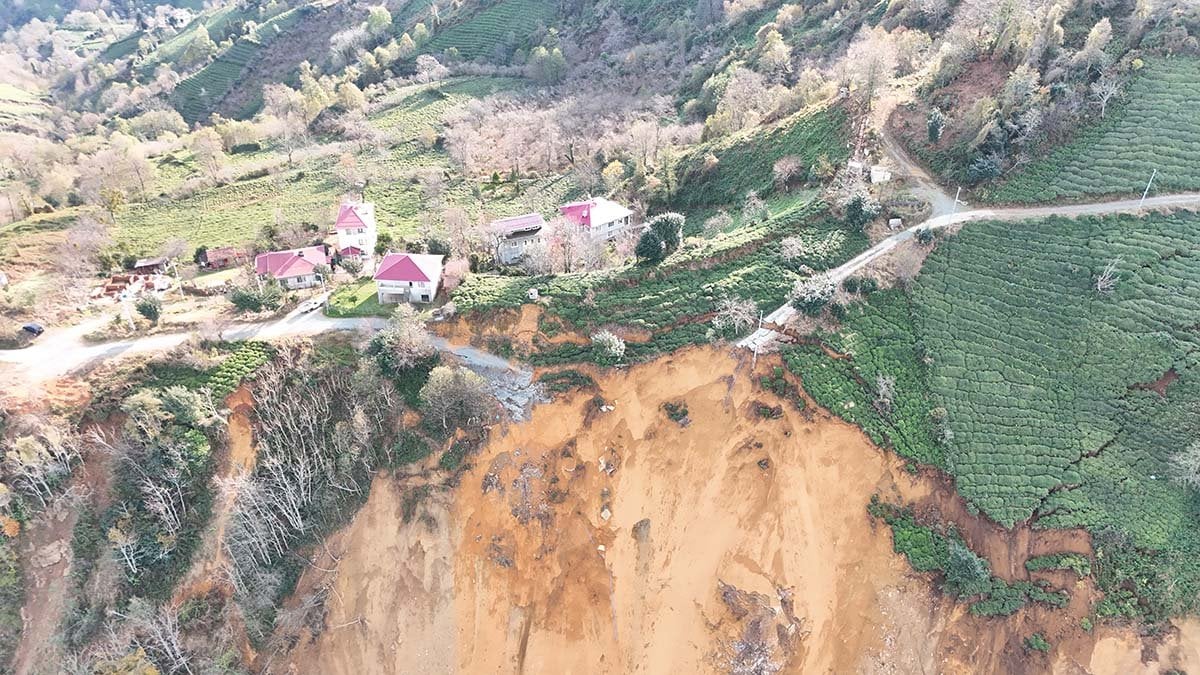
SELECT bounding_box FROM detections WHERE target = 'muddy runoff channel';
[271,346,1200,675]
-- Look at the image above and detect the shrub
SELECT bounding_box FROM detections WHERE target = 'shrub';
[1026,553,1092,579]
[135,296,163,323]
[591,330,626,364]
[636,230,665,263]
[538,370,597,393]
[647,213,685,254]
[927,107,947,143]
[662,401,689,424]
[1025,633,1051,653]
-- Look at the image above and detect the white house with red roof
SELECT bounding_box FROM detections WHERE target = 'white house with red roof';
[254,245,329,290]
[559,196,634,241]
[491,212,546,265]
[334,201,377,261]
[374,253,444,304]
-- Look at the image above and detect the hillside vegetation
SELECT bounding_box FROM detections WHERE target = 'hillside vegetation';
[424,0,557,61]
[171,5,317,123]
[114,76,558,253]
[993,58,1200,203]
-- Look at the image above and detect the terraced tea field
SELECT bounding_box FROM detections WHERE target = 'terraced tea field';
[455,190,867,363]
[991,58,1200,203]
[424,0,556,60]
[172,5,312,123]
[786,210,1200,620]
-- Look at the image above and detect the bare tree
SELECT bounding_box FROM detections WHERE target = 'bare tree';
[843,26,898,111]
[874,373,897,415]
[1090,72,1124,118]
[190,128,226,180]
[370,305,436,373]
[419,366,493,430]
[713,296,758,333]
[1095,257,1121,294]
[57,216,111,277]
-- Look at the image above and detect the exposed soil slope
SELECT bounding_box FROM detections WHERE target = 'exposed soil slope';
[265,346,1200,674]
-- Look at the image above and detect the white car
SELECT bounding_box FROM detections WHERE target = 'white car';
[297,299,323,314]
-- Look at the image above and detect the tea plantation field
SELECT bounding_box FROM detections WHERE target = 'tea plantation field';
[456,190,867,363]
[171,5,312,124]
[785,210,1200,621]
[991,58,1200,203]
[424,0,556,61]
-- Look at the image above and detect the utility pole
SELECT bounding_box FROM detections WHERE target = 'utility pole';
[1140,168,1158,209]
[951,186,963,217]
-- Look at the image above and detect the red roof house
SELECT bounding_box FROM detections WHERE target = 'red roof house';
[334,202,377,261]
[202,246,247,268]
[254,245,329,289]
[334,202,376,231]
[558,197,633,240]
[374,253,444,304]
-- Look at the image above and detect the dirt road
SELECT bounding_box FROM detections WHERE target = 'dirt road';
[738,191,1200,352]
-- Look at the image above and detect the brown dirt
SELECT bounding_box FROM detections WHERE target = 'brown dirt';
[11,419,116,675]
[265,346,1200,674]
[1132,368,1179,397]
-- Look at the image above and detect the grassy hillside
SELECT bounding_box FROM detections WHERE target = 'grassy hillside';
[112,77,554,252]
[669,105,850,213]
[0,82,49,129]
[455,187,867,363]
[424,0,557,61]
[785,210,1200,621]
[991,58,1200,203]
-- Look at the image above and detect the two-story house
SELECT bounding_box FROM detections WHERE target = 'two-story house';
[334,201,378,262]
[374,253,444,304]
[491,212,547,265]
[559,197,634,241]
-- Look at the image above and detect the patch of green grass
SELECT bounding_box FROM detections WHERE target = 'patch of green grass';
[326,279,392,318]
[992,58,1200,202]
[669,105,850,212]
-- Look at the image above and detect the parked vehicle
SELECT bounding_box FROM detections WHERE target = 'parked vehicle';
[21,323,44,337]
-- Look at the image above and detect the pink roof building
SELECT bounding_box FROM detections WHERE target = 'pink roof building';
[254,245,329,289]
[334,202,377,260]
[558,197,633,241]
[334,202,376,231]
[374,253,444,304]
